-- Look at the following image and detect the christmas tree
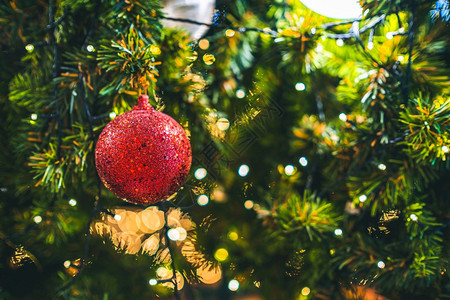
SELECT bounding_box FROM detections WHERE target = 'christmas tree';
[1,0,449,299]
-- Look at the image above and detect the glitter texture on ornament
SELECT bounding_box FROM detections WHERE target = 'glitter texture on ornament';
[95,95,192,205]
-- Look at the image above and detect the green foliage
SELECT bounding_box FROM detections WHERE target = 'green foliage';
[275,191,340,241]
[1,0,449,299]
[399,95,450,164]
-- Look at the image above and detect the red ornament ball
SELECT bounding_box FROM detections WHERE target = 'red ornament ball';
[95,95,192,205]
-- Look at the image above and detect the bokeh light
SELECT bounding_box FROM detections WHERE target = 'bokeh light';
[194,168,207,180]
[238,164,250,177]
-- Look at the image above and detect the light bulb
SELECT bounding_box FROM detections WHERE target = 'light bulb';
[238,164,249,177]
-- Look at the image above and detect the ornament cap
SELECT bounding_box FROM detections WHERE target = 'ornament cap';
[134,94,154,111]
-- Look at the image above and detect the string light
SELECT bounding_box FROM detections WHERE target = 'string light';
[217,117,230,131]
[194,168,207,180]
[30,114,38,120]
[68,199,77,206]
[198,39,210,50]
[442,146,449,153]
[114,214,122,221]
[386,32,394,40]
[228,279,240,291]
[63,260,71,268]
[301,286,311,296]
[214,248,229,262]
[299,157,308,167]
[236,89,246,99]
[367,42,374,50]
[377,261,385,269]
[149,279,158,286]
[197,194,209,206]
[109,112,117,119]
[378,163,387,171]
[284,165,295,176]
[336,38,344,46]
[175,227,187,241]
[334,228,343,236]
[238,164,250,177]
[359,194,367,202]
[34,216,42,224]
[25,44,34,53]
[228,231,238,241]
[397,55,404,62]
[225,29,236,37]
[295,82,306,91]
[86,45,95,52]
[409,214,418,221]
[244,200,254,210]
[168,228,181,241]
[339,113,347,122]
[150,45,161,55]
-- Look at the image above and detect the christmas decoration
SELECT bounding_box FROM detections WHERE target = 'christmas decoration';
[95,95,192,205]
[161,0,215,40]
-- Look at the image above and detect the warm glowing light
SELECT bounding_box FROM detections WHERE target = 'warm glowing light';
[334,228,343,236]
[197,194,209,206]
[86,45,95,52]
[63,260,71,268]
[359,195,368,203]
[442,146,449,153]
[150,44,161,55]
[109,112,117,119]
[397,55,404,62]
[284,165,295,176]
[175,227,187,241]
[301,286,311,296]
[299,0,363,20]
[199,39,210,50]
[378,163,387,171]
[339,113,347,122]
[114,214,122,221]
[217,117,230,131]
[197,265,222,284]
[214,248,229,262]
[295,82,306,91]
[225,29,235,37]
[238,164,249,177]
[386,32,394,40]
[149,279,158,286]
[68,199,77,206]
[194,168,207,180]
[299,157,308,167]
[377,261,385,268]
[228,279,240,291]
[168,228,181,241]
[244,200,254,210]
[203,54,215,65]
[228,231,238,241]
[336,39,344,46]
[34,216,42,224]
[156,267,169,278]
[236,89,246,99]
[409,214,418,221]
[31,113,38,120]
[367,42,374,50]
[25,44,34,53]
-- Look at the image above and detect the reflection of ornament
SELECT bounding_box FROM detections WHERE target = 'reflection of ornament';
[95,95,192,205]
[299,0,362,20]
[161,0,215,40]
